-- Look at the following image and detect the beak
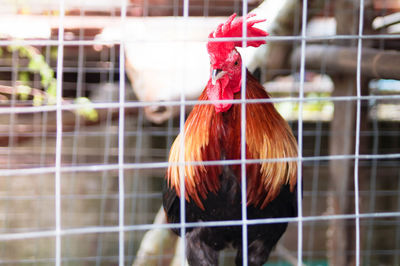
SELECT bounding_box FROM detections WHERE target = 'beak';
[211,69,226,85]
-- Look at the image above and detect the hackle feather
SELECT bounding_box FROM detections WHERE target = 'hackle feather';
[167,73,297,210]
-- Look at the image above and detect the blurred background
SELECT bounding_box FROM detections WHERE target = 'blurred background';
[0,0,399,265]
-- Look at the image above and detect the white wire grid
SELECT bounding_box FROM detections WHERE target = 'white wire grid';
[0,0,399,265]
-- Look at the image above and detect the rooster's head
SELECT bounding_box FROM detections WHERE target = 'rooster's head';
[206,13,268,113]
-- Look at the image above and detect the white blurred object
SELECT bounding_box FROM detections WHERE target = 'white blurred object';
[94,0,293,123]
[0,15,51,39]
[242,0,295,73]
[306,17,336,36]
[372,12,400,33]
[95,17,225,123]
[0,0,122,14]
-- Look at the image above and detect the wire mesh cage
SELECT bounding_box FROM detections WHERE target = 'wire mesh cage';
[0,0,399,265]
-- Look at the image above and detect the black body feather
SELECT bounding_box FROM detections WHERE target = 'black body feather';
[163,72,299,266]
[163,163,297,266]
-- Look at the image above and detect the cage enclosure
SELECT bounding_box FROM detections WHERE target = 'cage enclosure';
[0,0,399,265]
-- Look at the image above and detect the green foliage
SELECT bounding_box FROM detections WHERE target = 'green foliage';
[33,94,44,107]
[6,45,98,121]
[17,85,31,101]
[50,47,58,60]
[9,46,57,100]
[274,90,334,121]
[18,72,30,85]
[74,97,99,122]
[28,54,46,71]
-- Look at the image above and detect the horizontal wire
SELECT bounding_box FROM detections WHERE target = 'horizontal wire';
[0,33,399,47]
[4,190,398,201]
[0,94,399,115]
[0,255,135,265]
[4,188,400,201]
[0,153,399,176]
[5,250,400,265]
[0,14,398,263]
[0,66,118,73]
[0,211,399,241]
[3,214,400,236]
[5,190,398,201]
[1,129,398,138]
[0,192,162,200]
[4,187,400,201]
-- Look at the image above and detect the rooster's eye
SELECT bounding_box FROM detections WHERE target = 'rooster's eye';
[234,61,238,66]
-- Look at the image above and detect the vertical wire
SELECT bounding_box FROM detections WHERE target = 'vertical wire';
[95,32,117,266]
[165,110,176,266]
[55,0,66,265]
[7,50,17,169]
[67,8,86,262]
[354,0,365,265]
[127,106,144,258]
[95,109,113,266]
[178,90,186,266]
[307,6,330,256]
[395,169,400,266]
[203,0,209,17]
[241,3,248,265]
[307,120,322,263]
[297,0,308,264]
[173,0,179,16]
[1,42,18,241]
[179,1,189,265]
[40,46,51,167]
[118,0,128,265]
[34,44,52,266]
[161,111,175,263]
[0,42,20,260]
[70,11,86,167]
[365,96,379,266]
[183,0,189,17]
[33,47,43,266]
[95,49,116,266]
[0,28,20,262]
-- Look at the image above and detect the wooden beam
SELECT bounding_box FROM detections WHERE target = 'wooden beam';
[291,45,400,80]
[327,76,356,266]
[0,85,138,146]
[326,1,375,265]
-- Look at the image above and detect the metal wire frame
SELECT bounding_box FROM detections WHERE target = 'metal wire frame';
[297,0,307,263]
[117,1,128,265]
[2,186,400,206]
[0,153,399,179]
[178,3,190,265]
[0,1,400,266]
[1,210,400,241]
[54,0,65,265]
[0,126,398,139]
[0,33,399,47]
[1,93,400,115]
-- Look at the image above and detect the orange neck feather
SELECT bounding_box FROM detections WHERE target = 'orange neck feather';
[167,72,298,210]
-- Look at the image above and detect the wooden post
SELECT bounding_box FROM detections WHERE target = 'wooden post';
[327,76,357,266]
[327,0,374,265]
[290,45,400,80]
[327,1,357,264]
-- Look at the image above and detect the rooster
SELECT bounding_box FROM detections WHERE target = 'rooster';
[163,13,298,266]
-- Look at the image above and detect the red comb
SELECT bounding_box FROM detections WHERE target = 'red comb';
[207,13,268,59]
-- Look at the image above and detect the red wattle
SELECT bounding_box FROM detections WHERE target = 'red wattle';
[206,76,234,113]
